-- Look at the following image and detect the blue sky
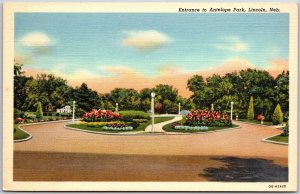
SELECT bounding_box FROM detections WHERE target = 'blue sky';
[14,13,289,96]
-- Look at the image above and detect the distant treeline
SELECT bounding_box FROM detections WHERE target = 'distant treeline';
[14,63,288,120]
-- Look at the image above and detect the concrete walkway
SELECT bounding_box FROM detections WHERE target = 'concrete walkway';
[145,115,183,133]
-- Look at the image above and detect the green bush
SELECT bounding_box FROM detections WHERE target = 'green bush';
[247,96,254,120]
[282,120,289,136]
[273,103,283,125]
[128,121,140,129]
[14,108,24,119]
[35,102,44,119]
[119,111,149,122]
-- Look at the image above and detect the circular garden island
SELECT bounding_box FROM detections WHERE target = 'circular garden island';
[66,108,238,134]
[164,109,238,133]
[66,109,175,133]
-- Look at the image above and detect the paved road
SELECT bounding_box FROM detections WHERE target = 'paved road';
[14,120,288,181]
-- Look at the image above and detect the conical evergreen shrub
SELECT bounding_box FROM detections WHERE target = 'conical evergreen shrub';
[273,103,283,125]
[247,96,254,120]
[36,102,44,119]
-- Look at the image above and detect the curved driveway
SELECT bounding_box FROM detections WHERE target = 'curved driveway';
[15,121,287,161]
[14,121,288,181]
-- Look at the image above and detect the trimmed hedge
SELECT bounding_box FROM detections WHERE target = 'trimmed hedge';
[119,110,150,122]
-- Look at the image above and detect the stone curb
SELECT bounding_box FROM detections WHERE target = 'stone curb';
[14,119,79,143]
[163,126,241,135]
[13,127,33,143]
[261,134,289,146]
[65,124,240,136]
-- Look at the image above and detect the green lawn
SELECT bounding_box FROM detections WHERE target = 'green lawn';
[163,120,239,133]
[267,135,288,143]
[67,117,175,133]
[238,119,274,126]
[14,125,30,140]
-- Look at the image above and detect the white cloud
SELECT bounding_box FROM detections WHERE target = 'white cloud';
[215,36,248,52]
[122,30,171,51]
[20,32,53,47]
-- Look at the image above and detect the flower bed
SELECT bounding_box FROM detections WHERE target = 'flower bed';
[174,125,208,131]
[185,109,232,127]
[82,109,121,122]
[103,124,133,131]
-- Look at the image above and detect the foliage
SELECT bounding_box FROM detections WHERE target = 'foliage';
[24,74,72,112]
[272,104,283,125]
[282,120,289,136]
[35,102,43,119]
[72,83,100,112]
[256,115,265,122]
[119,110,149,122]
[154,103,163,114]
[247,96,254,120]
[15,117,23,124]
[82,109,121,122]
[14,108,24,119]
[185,109,232,127]
[14,64,289,119]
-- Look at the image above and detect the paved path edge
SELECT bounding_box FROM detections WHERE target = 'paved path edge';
[14,119,77,143]
[261,134,289,146]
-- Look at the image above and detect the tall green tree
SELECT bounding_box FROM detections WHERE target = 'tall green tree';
[273,103,283,125]
[72,83,100,112]
[247,96,254,120]
[274,71,289,114]
[14,63,33,111]
[35,102,43,119]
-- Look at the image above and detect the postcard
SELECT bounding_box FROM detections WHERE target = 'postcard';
[2,2,298,191]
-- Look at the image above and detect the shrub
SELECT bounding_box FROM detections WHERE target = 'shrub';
[35,102,43,119]
[119,110,149,122]
[282,120,289,136]
[257,115,265,122]
[15,117,23,124]
[247,96,254,120]
[273,103,283,125]
[154,103,163,114]
[128,121,140,129]
[14,108,24,119]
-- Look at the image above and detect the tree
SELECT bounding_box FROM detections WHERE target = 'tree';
[14,63,33,111]
[163,99,177,114]
[273,103,283,125]
[72,83,100,112]
[25,74,72,111]
[35,102,43,119]
[154,103,163,114]
[247,96,254,120]
[154,84,178,102]
[108,88,140,110]
[187,75,206,92]
[274,71,289,114]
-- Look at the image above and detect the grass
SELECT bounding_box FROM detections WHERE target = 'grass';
[267,134,288,143]
[67,116,175,133]
[238,119,274,126]
[163,117,239,133]
[14,124,30,140]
